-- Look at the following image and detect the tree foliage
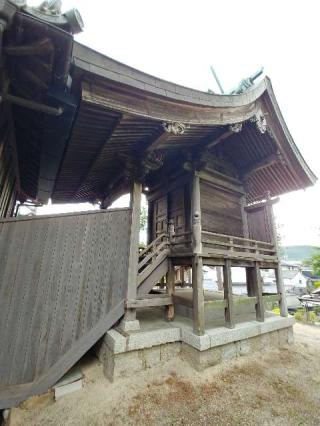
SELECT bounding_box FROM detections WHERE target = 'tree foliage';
[140,206,147,231]
[311,253,320,276]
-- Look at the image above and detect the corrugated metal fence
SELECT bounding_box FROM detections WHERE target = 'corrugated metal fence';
[0,208,131,408]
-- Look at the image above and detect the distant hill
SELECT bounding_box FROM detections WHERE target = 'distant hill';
[282,245,320,262]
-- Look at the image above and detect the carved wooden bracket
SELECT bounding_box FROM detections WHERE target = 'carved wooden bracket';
[250,111,267,134]
[229,122,243,133]
[162,121,186,135]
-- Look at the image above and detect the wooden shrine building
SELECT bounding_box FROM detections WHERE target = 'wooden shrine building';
[0,0,316,408]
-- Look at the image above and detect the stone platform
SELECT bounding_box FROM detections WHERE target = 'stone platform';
[97,309,294,380]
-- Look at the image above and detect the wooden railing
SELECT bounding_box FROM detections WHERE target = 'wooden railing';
[202,230,277,260]
[138,233,169,275]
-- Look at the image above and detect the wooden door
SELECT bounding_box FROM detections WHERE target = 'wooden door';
[247,205,273,243]
[153,195,168,239]
[168,187,185,236]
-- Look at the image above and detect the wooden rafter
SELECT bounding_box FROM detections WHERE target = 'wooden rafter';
[74,113,123,198]
[145,130,170,153]
[205,129,233,149]
[241,153,280,181]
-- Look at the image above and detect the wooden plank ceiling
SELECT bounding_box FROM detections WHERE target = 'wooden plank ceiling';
[52,97,302,204]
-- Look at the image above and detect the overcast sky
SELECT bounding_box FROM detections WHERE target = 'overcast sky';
[30,0,320,246]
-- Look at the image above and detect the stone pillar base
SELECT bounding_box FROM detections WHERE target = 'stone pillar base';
[118,319,140,332]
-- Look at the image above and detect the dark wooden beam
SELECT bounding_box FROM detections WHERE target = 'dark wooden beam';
[244,196,280,212]
[145,130,170,153]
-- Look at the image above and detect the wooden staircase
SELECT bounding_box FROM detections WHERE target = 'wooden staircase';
[137,234,170,297]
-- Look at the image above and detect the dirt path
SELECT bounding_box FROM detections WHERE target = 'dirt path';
[7,323,320,426]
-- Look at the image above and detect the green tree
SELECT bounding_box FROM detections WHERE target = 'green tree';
[140,206,147,231]
[311,252,320,276]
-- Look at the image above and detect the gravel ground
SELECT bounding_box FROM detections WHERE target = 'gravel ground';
[7,323,320,426]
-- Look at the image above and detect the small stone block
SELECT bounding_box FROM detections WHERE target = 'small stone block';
[54,367,83,388]
[54,379,83,400]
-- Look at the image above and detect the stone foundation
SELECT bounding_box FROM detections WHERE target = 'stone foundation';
[99,342,181,381]
[182,326,293,371]
[97,316,294,381]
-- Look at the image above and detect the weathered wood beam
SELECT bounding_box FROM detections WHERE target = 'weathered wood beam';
[252,262,264,322]
[166,259,175,321]
[265,192,288,317]
[126,296,172,308]
[223,259,235,328]
[198,170,245,195]
[275,265,288,317]
[191,173,205,335]
[244,196,280,212]
[192,255,205,335]
[145,130,170,153]
[120,181,142,331]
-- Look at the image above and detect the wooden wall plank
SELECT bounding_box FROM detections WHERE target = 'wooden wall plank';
[0,208,131,394]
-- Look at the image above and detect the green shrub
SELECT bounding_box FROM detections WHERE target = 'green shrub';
[294,309,305,322]
[313,281,320,288]
[294,308,319,323]
[272,307,280,315]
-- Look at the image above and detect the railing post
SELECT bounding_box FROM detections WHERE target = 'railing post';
[120,181,142,332]
[192,173,205,335]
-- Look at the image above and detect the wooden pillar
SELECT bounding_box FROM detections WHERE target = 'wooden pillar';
[253,262,264,322]
[275,265,288,317]
[180,266,185,286]
[121,181,142,331]
[223,259,234,328]
[191,173,205,335]
[216,266,223,291]
[246,267,255,297]
[166,259,175,321]
[240,194,249,239]
[266,194,287,317]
